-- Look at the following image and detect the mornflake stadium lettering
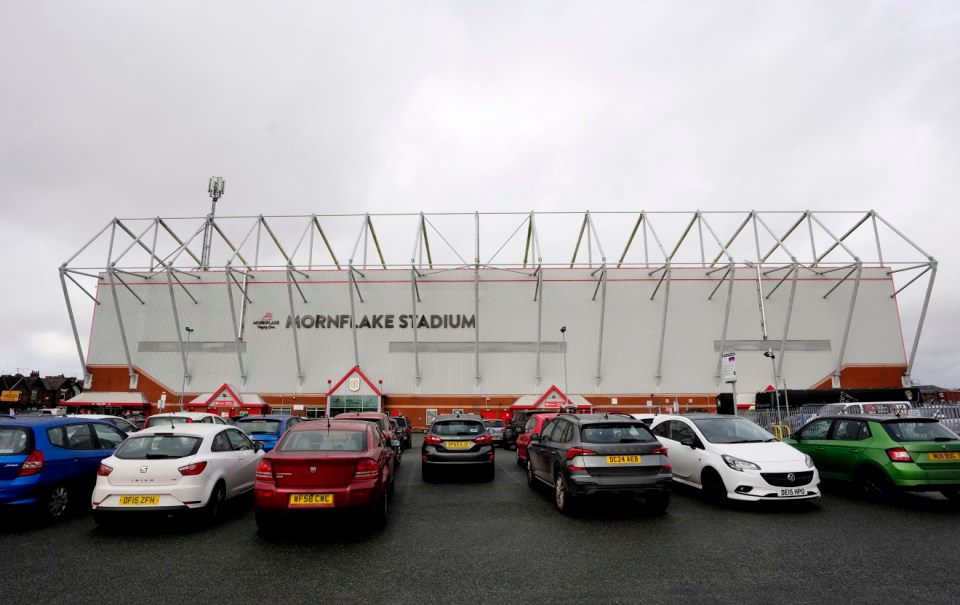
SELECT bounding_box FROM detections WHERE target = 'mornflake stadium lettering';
[282,314,476,330]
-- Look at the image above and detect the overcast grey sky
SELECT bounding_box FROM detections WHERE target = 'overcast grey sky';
[2,1,958,387]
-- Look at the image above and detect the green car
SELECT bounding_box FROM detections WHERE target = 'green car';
[785,414,960,501]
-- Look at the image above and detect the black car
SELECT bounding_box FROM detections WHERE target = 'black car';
[421,413,494,482]
[526,413,672,514]
[393,415,413,449]
[502,410,554,450]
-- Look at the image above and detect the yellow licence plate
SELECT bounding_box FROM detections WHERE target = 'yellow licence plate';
[119,495,159,506]
[445,441,471,449]
[606,455,642,464]
[289,493,334,507]
[927,452,960,461]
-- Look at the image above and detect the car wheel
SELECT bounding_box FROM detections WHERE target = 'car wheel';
[372,490,388,530]
[526,458,536,488]
[395,449,402,468]
[554,472,576,514]
[645,491,670,513]
[857,466,892,501]
[701,468,728,503]
[44,484,71,519]
[205,482,226,522]
[421,464,434,483]
[255,511,281,534]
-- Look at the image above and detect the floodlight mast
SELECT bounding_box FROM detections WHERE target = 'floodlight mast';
[201,177,225,269]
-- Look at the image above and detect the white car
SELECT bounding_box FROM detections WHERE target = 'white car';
[649,414,821,502]
[68,414,139,434]
[91,423,264,526]
[143,412,228,429]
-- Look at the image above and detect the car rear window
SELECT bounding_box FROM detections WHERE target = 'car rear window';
[144,416,194,429]
[394,417,409,427]
[882,421,959,442]
[115,434,202,459]
[236,420,282,435]
[581,423,656,444]
[279,429,367,452]
[483,420,505,428]
[0,427,32,454]
[433,421,483,436]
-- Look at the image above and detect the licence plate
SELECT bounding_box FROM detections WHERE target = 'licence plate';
[445,441,471,449]
[606,455,641,464]
[927,452,960,461]
[779,488,806,497]
[289,493,333,507]
[119,495,159,506]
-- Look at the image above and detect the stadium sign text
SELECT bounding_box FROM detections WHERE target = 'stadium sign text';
[283,313,476,330]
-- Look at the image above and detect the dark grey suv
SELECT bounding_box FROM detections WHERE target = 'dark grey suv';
[526,413,672,514]
[421,414,495,482]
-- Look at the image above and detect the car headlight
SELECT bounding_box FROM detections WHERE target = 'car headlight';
[804,454,814,469]
[722,454,760,472]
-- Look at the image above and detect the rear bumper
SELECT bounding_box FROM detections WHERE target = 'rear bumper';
[568,473,673,496]
[421,446,494,465]
[0,477,43,507]
[254,479,381,512]
[888,464,960,489]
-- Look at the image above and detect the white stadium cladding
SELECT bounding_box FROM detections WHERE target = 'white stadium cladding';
[60,210,937,405]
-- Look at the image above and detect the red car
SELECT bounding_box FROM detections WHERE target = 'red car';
[253,419,395,532]
[335,412,403,468]
[515,413,558,466]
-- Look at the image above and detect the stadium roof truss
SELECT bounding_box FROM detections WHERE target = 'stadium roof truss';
[61,210,937,392]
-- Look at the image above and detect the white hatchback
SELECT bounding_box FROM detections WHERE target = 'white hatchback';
[143,412,228,429]
[91,423,264,526]
[649,414,821,502]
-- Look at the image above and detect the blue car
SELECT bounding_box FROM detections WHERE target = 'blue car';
[232,415,305,452]
[0,416,128,519]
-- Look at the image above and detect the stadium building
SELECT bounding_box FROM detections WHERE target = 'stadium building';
[59,209,937,429]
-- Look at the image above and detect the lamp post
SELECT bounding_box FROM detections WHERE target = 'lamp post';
[180,326,194,411]
[561,326,570,409]
[764,347,782,426]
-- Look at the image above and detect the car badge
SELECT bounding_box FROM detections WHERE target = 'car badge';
[787,473,796,483]
[310,466,317,474]
[140,466,148,473]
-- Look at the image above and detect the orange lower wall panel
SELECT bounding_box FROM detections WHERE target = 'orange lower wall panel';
[811,365,907,390]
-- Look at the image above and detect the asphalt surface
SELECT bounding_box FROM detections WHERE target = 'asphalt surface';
[4,434,960,605]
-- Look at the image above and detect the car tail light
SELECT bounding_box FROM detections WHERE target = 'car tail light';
[566,447,597,461]
[97,463,113,476]
[17,450,44,477]
[424,434,443,445]
[652,446,668,457]
[256,459,274,482]
[178,461,207,476]
[355,458,379,479]
[474,434,492,444]
[886,447,913,463]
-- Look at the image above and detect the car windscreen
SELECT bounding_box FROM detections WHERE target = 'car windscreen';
[483,420,505,428]
[0,427,32,455]
[279,429,367,452]
[433,421,483,437]
[235,420,282,435]
[581,423,656,444]
[114,434,202,459]
[144,416,193,429]
[394,417,408,427]
[882,421,959,442]
[692,418,776,444]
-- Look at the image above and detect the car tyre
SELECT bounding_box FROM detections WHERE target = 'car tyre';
[526,458,536,488]
[482,462,495,482]
[43,484,72,520]
[204,481,226,523]
[857,466,892,501]
[645,491,670,513]
[421,464,434,483]
[372,490,388,530]
[701,468,728,504]
[554,472,576,515]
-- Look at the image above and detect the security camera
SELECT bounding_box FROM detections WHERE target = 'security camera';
[561,326,567,333]
[764,350,774,358]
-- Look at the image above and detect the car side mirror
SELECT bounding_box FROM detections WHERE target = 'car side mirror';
[680,437,696,448]
[390,439,400,448]
[530,433,540,442]
[254,440,265,453]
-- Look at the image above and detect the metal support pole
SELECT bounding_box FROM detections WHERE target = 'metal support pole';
[409,267,421,386]
[535,267,543,386]
[905,261,937,381]
[224,264,247,385]
[286,267,305,385]
[179,327,193,410]
[654,264,672,386]
[595,267,607,387]
[474,212,481,386]
[59,267,89,385]
[348,266,360,368]
[561,327,569,406]
[833,262,863,386]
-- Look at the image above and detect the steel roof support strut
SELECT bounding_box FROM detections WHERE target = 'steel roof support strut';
[348,265,360,368]
[474,212,481,386]
[63,271,100,304]
[776,263,800,380]
[409,266,421,386]
[285,267,305,385]
[904,261,937,383]
[654,263,672,387]
[595,266,607,387]
[534,266,543,386]
[224,263,247,385]
[165,266,188,393]
[714,264,736,385]
[833,261,863,387]
[59,267,89,386]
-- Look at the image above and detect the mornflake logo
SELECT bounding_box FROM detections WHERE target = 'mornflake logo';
[253,312,280,330]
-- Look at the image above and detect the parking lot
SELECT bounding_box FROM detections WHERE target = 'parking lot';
[3,434,960,605]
